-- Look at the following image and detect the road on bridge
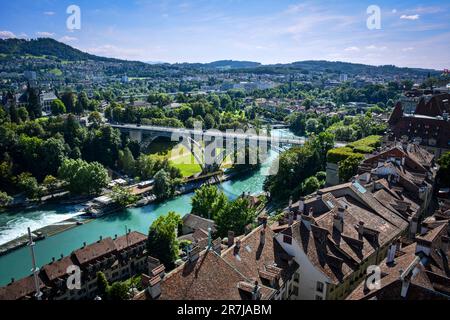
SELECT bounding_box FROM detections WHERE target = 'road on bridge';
[110,123,306,146]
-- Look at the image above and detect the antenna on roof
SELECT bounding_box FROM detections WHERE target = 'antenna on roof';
[125,225,129,247]
[27,227,42,300]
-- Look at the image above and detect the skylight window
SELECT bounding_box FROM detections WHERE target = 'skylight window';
[353,182,367,194]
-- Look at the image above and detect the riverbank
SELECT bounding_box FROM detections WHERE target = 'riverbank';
[0,169,235,256]
[0,217,92,257]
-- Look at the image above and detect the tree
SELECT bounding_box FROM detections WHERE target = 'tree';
[40,137,67,177]
[17,172,41,199]
[264,144,321,201]
[111,186,137,207]
[17,107,29,122]
[177,106,194,123]
[51,99,66,115]
[305,118,319,133]
[118,148,135,175]
[215,198,256,237]
[61,92,77,113]
[0,191,12,207]
[339,155,363,183]
[43,175,59,196]
[108,282,130,301]
[204,114,216,129]
[88,111,102,128]
[153,169,173,200]
[300,176,321,196]
[147,211,182,268]
[437,152,450,188]
[191,185,228,220]
[58,159,109,195]
[96,271,109,298]
[26,86,42,119]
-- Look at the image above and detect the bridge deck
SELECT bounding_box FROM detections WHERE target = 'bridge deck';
[111,124,305,145]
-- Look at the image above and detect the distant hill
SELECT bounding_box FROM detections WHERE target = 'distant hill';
[0,38,131,63]
[204,60,262,69]
[0,38,439,78]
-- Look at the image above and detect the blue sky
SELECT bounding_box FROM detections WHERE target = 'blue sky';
[0,0,449,69]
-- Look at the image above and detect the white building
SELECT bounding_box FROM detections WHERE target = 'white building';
[39,92,58,115]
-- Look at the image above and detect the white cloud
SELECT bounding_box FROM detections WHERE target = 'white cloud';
[44,11,56,16]
[59,36,78,43]
[344,46,360,52]
[402,47,414,52]
[0,31,16,39]
[85,44,146,60]
[365,45,387,51]
[392,9,397,14]
[36,32,55,37]
[400,14,420,20]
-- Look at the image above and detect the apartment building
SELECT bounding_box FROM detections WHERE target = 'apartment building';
[274,180,410,300]
[0,231,150,300]
[347,219,449,300]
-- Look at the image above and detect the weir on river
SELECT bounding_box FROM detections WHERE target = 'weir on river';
[0,129,298,286]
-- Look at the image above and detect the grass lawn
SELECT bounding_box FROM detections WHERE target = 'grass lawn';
[147,141,234,178]
[169,145,203,178]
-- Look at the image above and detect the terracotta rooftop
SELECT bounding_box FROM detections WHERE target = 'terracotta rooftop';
[222,225,298,290]
[137,249,276,300]
[347,222,450,300]
[0,276,45,300]
[40,256,76,282]
[72,237,117,265]
[113,231,147,251]
[182,214,217,233]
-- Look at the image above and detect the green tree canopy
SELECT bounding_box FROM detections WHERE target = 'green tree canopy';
[58,158,109,195]
[191,185,228,220]
[147,211,182,268]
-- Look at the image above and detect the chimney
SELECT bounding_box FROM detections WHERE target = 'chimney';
[207,227,212,250]
[298,197,305,214]
[333,214,344,233]
[400,270,411,299]
[252,281,262,300]
[409,216,419,239]
[227,231,235,247]
[188,246,201,263]
[337,205,345,219]
[308,207,314,217]
[212,238,222,255]
[288,211,294,226]
[114,234,118,240]
[142,274,162,299]
[60,254,64,259]
[260,228,266,246]
[358,221,365,240]
[83,242,86,248]
[386,242,398,265]
[99,236,103,241]
[288,196,293,211]
[52,257,56,263]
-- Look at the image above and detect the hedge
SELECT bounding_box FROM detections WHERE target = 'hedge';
[327,135,381,164]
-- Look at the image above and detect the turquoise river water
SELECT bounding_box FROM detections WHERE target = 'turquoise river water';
[0,129,300,285]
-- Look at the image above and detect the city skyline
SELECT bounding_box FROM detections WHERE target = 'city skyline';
[0,0,449,70]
